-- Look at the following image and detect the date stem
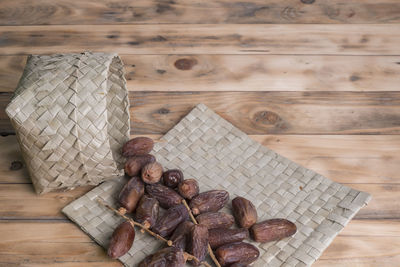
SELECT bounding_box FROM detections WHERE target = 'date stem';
[98,198,211,267]
[182,199,222,267]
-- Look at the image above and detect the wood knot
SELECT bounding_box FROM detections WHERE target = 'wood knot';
[174,58,197,70]
[254,111,281,125]
[158,108,170,114]
[301,0,315,4]
[10,161,23,171]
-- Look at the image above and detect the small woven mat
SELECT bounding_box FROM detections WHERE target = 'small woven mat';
[63,104,371,267]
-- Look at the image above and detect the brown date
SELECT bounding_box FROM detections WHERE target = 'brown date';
[215,242,259,267]
[189,190,229,215]
[138,247,186,267]
[122,137,154,157]
[250,218,297,243]
[196,212,234,229]
[232,197,258,229]
[146,184,183,209]
[152,204,189,237]
[188,224,209,266]
[170,221,194,250]
[163,169,184,188]
[124,154,155,177]
[142,162,163,184]
[107,221,135,259]
[178,179,199,200]
[208,228,249,249]
[135,195,159,228]
[118,176,145,213]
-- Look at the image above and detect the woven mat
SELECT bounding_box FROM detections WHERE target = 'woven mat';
[62,104,371,267]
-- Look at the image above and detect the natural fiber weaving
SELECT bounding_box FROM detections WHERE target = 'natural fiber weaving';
[6,52,130,194]
[63,104,371,266]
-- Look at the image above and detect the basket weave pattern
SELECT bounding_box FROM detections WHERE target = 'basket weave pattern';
[6,52,130,194]
[63,104,371,266]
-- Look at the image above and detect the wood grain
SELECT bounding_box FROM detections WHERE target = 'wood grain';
[2,54,400,93]
[3,134,399,185]
[0,220,398,266]
[0,182,395,220]
[2,91,400,135]
[1,0,400,25]
[1,24,400,55]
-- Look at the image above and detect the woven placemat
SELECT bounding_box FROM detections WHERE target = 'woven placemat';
[62,104,371,267]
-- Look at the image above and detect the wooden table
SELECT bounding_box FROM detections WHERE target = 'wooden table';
[1,1,400,266]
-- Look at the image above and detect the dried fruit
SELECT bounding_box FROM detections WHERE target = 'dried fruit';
[250,219,297,243]
[135,195,159,229]
[142,162,163,184]
[146,184,183,209]
[119,176,145,213]
[215,242,259,267]
[107,221,135,259]
[138,247,186,267]
[188,224,209,266]
[189,190,229,215]
[232,197,258,229]
[196,212,234,229]
[178,179,199,200]
[208,228,249,249]
[125,154,156,177]
[122,137,154,157]
[152,204,189,237]
[163,169,184,188]
[170,221,194,250]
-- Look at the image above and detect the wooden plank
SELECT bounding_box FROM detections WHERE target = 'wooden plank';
[0,222,117,265]
[2,0,400,25]
[3,54,400,93]
[4,134,399,185]
[2,91,400,135]
[0,220,398,266]
[1,24,400,55]
[0,180,397,220]
[253,135,400,184]
[0,184,93,220]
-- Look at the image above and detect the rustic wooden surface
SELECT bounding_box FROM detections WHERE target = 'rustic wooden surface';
[0,1,399,266]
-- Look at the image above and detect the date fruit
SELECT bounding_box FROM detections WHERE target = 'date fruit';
[250,219,297,243]
[190,190,229,215]
[122,137,154,157]
[178,179,199,200]
[135,195,159,228]
[215,242,259,267]
[125,154,155,177]
[170,221,194,250]
[163,169,184,188]
[188,224,209,266]
[146,184,183,209]
[107,221,135,259]
[197,212,234,229]
[208,228,249,249]
[138,247,186,267]
[142,162,163,184]
[119,176,145,213]
[232,197,257,229]
[152,204,189,237]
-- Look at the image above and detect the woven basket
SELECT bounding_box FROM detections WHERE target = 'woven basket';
[6,52,130,194]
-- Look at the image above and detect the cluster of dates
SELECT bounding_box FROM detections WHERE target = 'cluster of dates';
[107,137,297,267]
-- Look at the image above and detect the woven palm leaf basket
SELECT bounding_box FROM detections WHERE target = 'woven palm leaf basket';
[6,52,130,194]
